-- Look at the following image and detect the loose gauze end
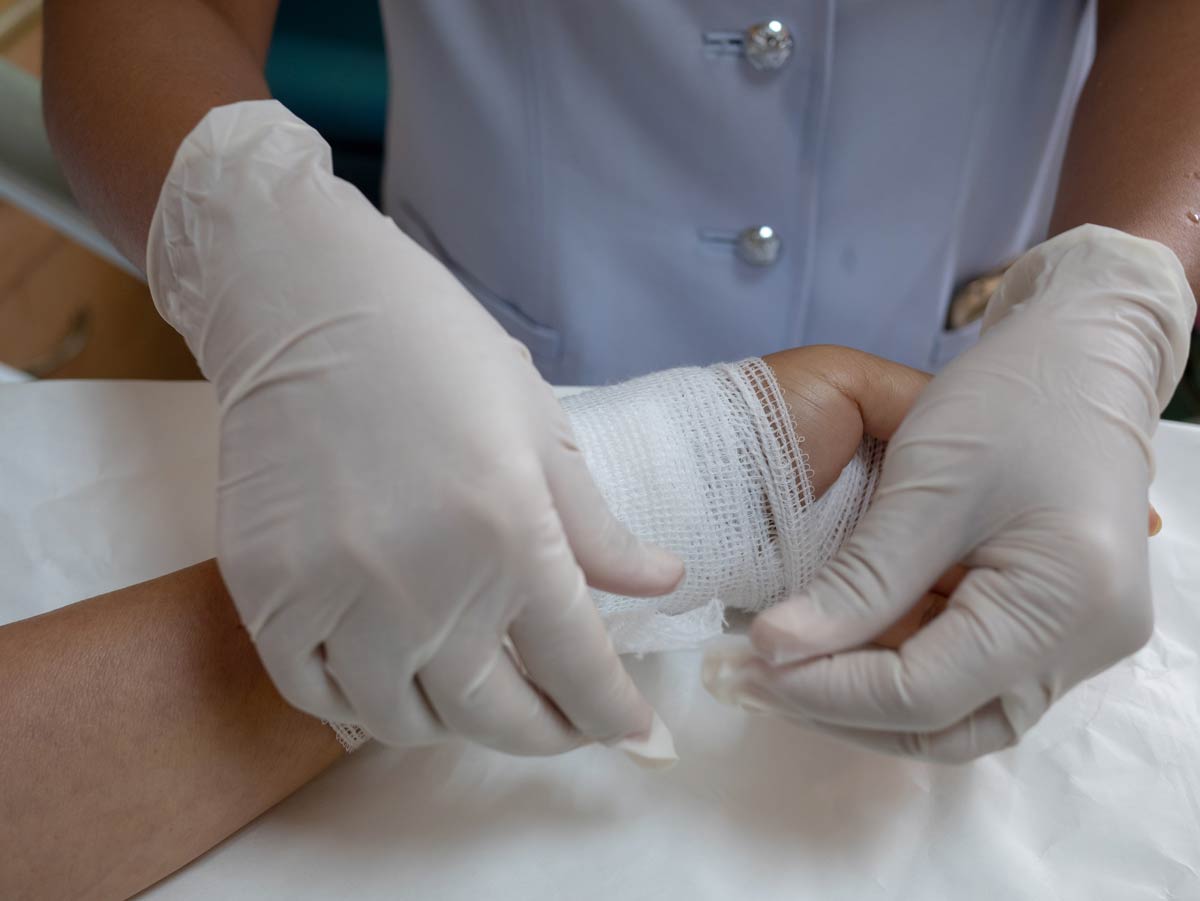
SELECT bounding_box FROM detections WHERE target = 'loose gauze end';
[328,358,883,751]
[326,721,371,752]
[561,358,884,654]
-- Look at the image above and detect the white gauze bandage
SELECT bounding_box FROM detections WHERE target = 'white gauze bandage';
[562,358,884,655]
[329,358,882,751]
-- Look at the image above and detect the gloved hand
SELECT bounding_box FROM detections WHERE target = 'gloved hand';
[146,101,683,752]
[704,225,1196,762]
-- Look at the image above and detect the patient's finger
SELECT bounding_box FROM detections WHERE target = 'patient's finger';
[763,346,932,496]
[872,591,950,649]
[931,565,968,596]
[835,351,933,442]
[778,346,933,442]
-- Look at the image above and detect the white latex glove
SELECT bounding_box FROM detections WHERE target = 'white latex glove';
[704,225,1196,762]
[146,101,683,752]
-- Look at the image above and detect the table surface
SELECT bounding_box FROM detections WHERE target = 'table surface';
[2,381,1199,901]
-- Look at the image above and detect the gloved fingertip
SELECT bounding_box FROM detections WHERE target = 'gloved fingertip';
[643,543,686,592]
[749,600,822,665]
[732,691,779,716]
[579,538,683,598]
[1149,508,1163,537]
[701,654,739,706]
[611,711,678,770]
[700,645,761,705]
[701,654,783,717]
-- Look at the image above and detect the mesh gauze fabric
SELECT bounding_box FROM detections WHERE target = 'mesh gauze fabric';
[329,358,883,750]
[325,721,371,752]
[562,359,884,654]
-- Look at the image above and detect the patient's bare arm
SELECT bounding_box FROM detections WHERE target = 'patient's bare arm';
[0,561,342,900]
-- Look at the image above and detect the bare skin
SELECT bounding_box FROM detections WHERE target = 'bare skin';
[41,0,280,266]
[0,561,342,901]
[1050,0,1200,287]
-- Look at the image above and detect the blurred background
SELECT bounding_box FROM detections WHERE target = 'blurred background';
[0,0,388,383]
[0,0,1196,417]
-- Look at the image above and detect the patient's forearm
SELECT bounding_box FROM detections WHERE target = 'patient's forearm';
[0,561,341,900]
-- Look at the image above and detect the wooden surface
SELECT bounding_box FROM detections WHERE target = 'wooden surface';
[0,7,201,380]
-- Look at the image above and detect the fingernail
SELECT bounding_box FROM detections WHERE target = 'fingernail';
[750,608,818,666]
[702,654,737,705]
[1150,510,1163,537]
[702,654,778,715]
[734,693,775,715]
[612,712,678,770]
[645,544,686,590]
[701,648,757,705]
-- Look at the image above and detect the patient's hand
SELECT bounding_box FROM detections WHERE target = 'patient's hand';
[763,346,934,648]
[764,345,930,498]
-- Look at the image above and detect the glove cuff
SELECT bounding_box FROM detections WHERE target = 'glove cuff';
[984,224,1197,409]
[146,100,327,348]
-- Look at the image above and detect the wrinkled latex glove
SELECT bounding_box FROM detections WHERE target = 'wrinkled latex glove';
[146,101,682,752]
[705,225,1196,762]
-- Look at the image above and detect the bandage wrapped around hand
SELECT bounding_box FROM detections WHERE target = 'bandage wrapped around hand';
[566,358,883,654]
[330,358,881,752]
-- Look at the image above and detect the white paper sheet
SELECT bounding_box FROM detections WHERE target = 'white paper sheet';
[2,380,1199,901]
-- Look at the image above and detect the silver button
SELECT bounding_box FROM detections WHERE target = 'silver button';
[736,226,782,266]
[744,20,793,71]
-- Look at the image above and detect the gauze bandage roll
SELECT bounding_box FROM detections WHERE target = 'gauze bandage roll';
[330,358,882,751]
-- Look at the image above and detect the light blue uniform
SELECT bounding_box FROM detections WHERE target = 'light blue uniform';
[380,1,1095,384]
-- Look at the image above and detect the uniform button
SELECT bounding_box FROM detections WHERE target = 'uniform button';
[736,226,782,266]
[744,20,793,71]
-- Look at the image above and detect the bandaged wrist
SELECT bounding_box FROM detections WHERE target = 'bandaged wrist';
[562,358,883,654]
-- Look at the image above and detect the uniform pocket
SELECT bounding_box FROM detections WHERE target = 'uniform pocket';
[445,258,563,368]
[391,201,564,370]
